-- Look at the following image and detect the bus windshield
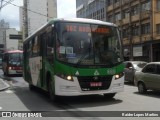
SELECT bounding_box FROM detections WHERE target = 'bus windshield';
[56,22,123,66]
[9,53,23,66]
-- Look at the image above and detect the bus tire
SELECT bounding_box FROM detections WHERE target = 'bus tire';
[103,93,116,99]
[29,84,34,91]
[48,78,58,102]
[6,71,9,76]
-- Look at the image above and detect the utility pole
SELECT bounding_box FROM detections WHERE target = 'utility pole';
[128,1,133,61]
[150,1,153,62]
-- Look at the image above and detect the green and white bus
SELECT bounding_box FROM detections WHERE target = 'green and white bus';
[23,18,124,100]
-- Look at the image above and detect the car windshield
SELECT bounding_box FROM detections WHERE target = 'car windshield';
[133,62,147,70]
[55,22,123,67]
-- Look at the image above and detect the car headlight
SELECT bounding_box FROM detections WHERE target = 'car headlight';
[56,73,74,81]
[115,72,124,80]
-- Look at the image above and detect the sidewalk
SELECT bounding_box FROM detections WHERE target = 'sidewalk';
[0,78,10,91]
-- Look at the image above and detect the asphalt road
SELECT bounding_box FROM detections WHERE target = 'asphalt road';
[0,69,160,120]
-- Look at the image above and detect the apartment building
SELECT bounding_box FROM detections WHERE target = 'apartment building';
[76,0,106,21]
[5,28,19,50]
[0,19,9,51]
[23,0,57,38]
[106,0,160,62]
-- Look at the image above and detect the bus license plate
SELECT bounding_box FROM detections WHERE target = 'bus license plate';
[90,82,102,87]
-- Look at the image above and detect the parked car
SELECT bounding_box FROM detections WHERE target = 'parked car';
[124,61,147,83]
[134,62,160,94]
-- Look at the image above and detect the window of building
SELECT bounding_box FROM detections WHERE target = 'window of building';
[141,1,151,11]
[141,23,150,34]
[122,0,129,4]
[131,5,139,16]
[122,9,129,19]
[115,12,121,21]
[157,0,160,11]
[115,0,120,3]
[157,24,160,34]
[122,29,128,38]
[132,26,139,36]
[108,0,113,6]
[108,15,113,22]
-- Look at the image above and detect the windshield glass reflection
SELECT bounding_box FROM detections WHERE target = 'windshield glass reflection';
[55,22,123,66]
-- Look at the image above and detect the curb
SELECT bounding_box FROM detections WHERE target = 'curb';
[0,78,10,91]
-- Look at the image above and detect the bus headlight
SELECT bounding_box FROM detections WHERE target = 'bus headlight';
[67,76,72,80]
[56,73,74,81]
[115,72,124,80]
[8,67,12,70]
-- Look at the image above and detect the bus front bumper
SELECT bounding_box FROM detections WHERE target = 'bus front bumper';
[8,69,23,75]
[54,76,124,96]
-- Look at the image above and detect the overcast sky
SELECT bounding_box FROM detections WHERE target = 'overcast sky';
[0,0,76,30]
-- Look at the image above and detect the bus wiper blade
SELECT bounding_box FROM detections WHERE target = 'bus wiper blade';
[76,53,87,67]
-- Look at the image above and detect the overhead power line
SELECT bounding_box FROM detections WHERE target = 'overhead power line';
[2,0,53,19]
[0,0,14,11]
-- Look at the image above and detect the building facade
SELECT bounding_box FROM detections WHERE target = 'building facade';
[23,0,57,38]
[0,19,9,51]
[106,0,160,62]
[5,28,19,50]
[76,0,106,21]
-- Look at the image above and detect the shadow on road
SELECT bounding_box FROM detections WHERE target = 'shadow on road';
[11,85,123,111]
[134,91,160,99]
[58,95,123,108]
[124,81,135,87]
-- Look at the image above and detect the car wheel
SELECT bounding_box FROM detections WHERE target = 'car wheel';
[103,93,116,99]
[138,82,147,94]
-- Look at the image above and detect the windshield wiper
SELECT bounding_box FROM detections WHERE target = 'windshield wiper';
[76,52,88,67]
[76,39,92,67]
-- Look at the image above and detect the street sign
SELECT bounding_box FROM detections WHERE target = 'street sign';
[9,34,22,39]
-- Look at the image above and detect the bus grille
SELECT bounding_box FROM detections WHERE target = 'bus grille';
[77,76,113,91]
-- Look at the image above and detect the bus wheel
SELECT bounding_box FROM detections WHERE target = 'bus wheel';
[48,79,58,102]
[6,70,9,76]
[103,93,116,99]
[29,84,34,91]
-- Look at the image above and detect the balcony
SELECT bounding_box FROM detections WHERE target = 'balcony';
[115,20,122,26]
[122,17,129,24]
[122,0,129,6]
[132,36,140,44]
[107,5,114,12]
[131,14,140,22]
[122,38,129,45]
[141,34,151,42]
[140,11,150,20]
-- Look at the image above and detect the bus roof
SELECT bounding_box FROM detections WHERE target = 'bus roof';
[3,50,23,54]
[49,18,117,26]
[25,18,117,42]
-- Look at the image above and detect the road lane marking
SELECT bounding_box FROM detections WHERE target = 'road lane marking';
[0,107,2,110]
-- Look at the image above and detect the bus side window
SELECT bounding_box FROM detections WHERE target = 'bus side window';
[32,36,40,56]
[46,31,54,63]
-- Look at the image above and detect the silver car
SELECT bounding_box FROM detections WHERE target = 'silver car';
[124,61,147,83]
[134,62,160,94]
